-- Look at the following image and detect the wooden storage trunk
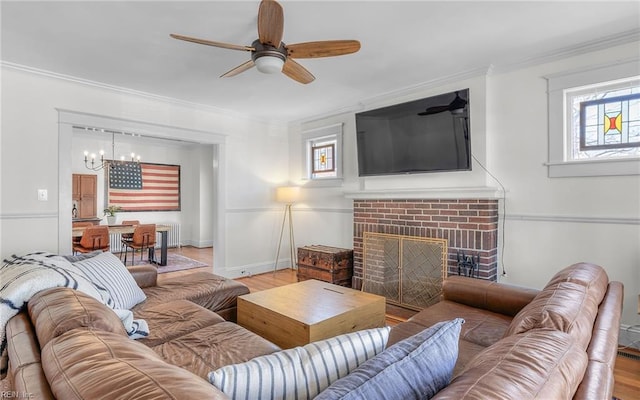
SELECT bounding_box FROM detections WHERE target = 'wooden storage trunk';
[297,245,353,287]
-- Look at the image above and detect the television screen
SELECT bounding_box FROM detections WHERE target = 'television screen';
[355,89,471,177]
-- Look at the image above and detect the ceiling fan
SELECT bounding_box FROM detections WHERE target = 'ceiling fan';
[170,0,360,84]
[418,91,468,116]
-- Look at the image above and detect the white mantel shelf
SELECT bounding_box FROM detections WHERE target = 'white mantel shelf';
[342,186,503,200]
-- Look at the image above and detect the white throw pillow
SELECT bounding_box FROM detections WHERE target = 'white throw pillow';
[208,326,390,400]
[73,251,146,310]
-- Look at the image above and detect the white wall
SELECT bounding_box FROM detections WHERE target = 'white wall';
[485,42,640,331]
[193,145,215,248]
[288,113,359,251]
[223,122,296,276]
[0,67,290,279]
[289,41,640,339]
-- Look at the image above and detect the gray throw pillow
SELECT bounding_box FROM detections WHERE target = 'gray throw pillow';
[315,318,464,400]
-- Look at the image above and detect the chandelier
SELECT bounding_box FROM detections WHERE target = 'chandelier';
[81,127,141,171]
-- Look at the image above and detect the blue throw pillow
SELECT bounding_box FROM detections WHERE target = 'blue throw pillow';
[315,318,464,400]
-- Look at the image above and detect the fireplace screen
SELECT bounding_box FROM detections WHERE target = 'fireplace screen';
[362,232,447,311]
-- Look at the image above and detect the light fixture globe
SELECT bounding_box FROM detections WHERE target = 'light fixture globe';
[251,40,287,75]
[254,55,285,74]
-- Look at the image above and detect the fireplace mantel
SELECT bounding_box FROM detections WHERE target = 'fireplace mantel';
[343,186,502,200]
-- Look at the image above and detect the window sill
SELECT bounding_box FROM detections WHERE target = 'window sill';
[300,178,344,188]
[546,158,640,177]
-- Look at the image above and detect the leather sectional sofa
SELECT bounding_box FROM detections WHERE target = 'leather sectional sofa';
[388,262,624,400]
[5,261,623,399]
[5,264,280,399]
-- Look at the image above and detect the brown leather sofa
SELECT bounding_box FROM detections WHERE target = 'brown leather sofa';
[388,262,624,400]
[5,262,623,399]
[5,265,280,399]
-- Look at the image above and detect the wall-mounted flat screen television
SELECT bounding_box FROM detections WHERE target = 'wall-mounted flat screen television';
[355,88,471,177]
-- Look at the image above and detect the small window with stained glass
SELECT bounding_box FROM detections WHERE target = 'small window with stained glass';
[311,143,335,174]
[580,93,640,151]
[302,123,342,182]
[567,77,640,161]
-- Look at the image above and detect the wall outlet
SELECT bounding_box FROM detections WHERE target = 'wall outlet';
[37,189,48,201]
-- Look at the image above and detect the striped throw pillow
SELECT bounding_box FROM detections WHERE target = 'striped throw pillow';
[73,251,146,310]
[208,327,391,400]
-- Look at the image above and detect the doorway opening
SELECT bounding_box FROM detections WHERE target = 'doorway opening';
[58,110,226,270]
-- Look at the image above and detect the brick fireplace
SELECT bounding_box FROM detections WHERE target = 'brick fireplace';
[352,199,499,289]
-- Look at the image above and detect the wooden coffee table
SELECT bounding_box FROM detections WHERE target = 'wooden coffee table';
[237,279,386,349]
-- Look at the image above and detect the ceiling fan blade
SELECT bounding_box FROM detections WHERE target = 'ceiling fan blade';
[418,105,450,116]
[170,34,254,52]
[258,0,284,47]
[282,59,315,84]
[220,60,255,78]
[287,40,361,59]
[449,95,468,110]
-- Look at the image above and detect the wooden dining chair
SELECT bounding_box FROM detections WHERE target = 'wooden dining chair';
[71,221,95,246]
[121,224,156,266]
[120,220,140,244]
[73,225,110,254]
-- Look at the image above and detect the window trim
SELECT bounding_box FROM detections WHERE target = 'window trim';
[301,123,343,184]
[546,59,640,177]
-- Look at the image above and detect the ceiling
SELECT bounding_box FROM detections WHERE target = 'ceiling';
[2,1,639,123]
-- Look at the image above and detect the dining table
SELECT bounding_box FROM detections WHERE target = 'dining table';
[72,224,172,266]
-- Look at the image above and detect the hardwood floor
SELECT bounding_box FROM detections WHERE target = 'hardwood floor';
[615,348,640,400]
[156,246,213,284]
[165,246,640,400]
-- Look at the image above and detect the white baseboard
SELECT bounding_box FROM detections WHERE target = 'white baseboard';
[181,239,213,248]
[619,324,640,351]
[225,259,293,279]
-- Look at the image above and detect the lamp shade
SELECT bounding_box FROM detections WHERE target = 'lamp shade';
[275,186,300,204]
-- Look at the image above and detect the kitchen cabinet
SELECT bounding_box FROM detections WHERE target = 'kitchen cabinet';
[72,174,97,219]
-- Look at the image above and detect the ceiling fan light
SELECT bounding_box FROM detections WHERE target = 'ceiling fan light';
[255,55,284,74]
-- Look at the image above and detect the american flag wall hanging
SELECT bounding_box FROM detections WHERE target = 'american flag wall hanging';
[107,162,181,211]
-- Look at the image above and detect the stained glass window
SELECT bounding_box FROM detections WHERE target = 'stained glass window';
[303,123,342,181]
[567,77,640,161]
[311,143,335,173]
[579,93,640,151]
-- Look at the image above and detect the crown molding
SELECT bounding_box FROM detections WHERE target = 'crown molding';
[294,29,640,125]
[4,29,638,127]
[485,29,640,75]
[1,61,281,125]
[295,66,489,125]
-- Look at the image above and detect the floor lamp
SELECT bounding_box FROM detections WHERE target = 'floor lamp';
[274,185,300,272]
